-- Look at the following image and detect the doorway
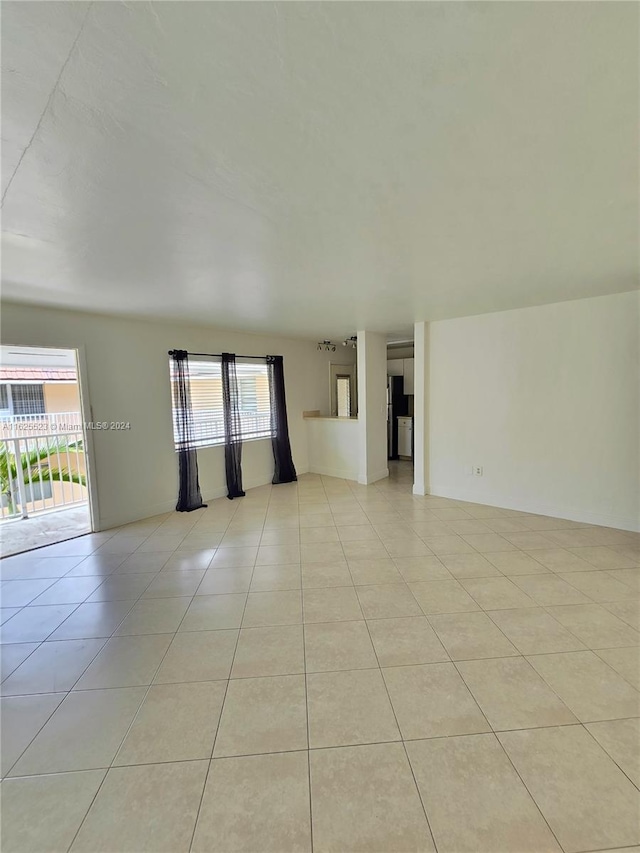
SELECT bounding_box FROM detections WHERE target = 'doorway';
[0,345,93,556]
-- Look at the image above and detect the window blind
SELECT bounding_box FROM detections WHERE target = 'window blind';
[170,357,272,449]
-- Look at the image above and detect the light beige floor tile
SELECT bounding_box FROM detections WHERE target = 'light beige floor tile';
[407,733,561,853]
[595,646,640,689]
[304,620,377,672]
[422,535,476,555]
[74,633,172,689]
[299,527,339,544]
[367,616,448,667]
[392,556,452,582]
[1,693,65,775]
[180,593,246,631]
[0,604,78,644]
[259,528,301,546]
[115,680,226,765]
[0,608,21,625]
[114,596,190,635]
[30,577,102,605]
[209,547,258,569]
[222,530,263,546]
[439,553,502,578]
[604,599,640,630]
[341,540,389,561]
[499,725,640,853]
[461,533,518,553]
[337,524,378,542]
[242,590,302,627]
[10,686,146,776]
[557,570,634,602]
[232,625,304,677]
[485,551,550,575]
[195,567,252,594]
[1,557,84,581]
[303,587,363,622]
[486,607,586,654]
[461,576,536,609]
[502,532,558,550]
[524,548,594,572]
[70,761,208,853]
[141,570,206,598]
[1,638,105,696]
[511,574,592,605]
[585,718,640,786]
[429,611,519,660]
[48,600,136,640]
[527,650,640,721]
[65,554,127,577]
[457,656,577,730]
[307,668,400,748]
[1,769,106,853]
[154,629,236,684]
[347,558,404,585]
[162,551,216,571]
[408,580,480,615]
[356,583,423,619]
[115,552,172,573]
[249,564,302,591]
[301,542,345,564]
[1,642,39,681]
[384,539,432,557]
[193,751,311,853]
[608,568,640,592]
[546,603,640,648]
[87,573,157,602]
[1,579,57,607]
[310,742,435,853]
[300,561,352,588]
[569,546,638,570]
[383,662,490,739]
[256,544,301,566]
[214,674,307,757]
[411,522,455,538]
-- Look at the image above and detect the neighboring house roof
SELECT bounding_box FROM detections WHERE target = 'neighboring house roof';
[0,368,77,381]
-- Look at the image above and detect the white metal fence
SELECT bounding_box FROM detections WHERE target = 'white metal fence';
[0,424,87,521]
[0,411,83,438]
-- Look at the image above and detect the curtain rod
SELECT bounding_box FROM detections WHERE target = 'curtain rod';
[168,350,270,360]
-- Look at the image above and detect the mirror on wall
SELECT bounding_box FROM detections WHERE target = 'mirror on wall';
[329,363,357,417]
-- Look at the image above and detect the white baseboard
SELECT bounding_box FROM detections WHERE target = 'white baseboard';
[358,467,390,485]
[309,464,360,481]
[97,470,310,532]
[428,483,640,533]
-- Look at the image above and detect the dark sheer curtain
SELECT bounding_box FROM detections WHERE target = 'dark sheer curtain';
[221,353,246,499]
[267,355,297,484]
[171,350,206,512]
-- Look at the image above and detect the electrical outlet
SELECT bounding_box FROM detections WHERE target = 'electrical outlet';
[474,466,483,477]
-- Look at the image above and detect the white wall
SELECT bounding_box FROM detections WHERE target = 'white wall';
[426,291,640,531]
[0,302,354,529]
[306,418,360,481]
[357,330,389,485]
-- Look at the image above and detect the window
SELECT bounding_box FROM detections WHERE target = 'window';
[170,357,272,449]
[0,385,8,413]
[11,384,45,415]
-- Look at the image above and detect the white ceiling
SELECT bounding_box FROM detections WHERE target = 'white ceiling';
[1,1,638,339]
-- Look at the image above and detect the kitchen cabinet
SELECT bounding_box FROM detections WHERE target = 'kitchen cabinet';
[397,416,413,458]
[387,359,404,377]
[403,358,415,395]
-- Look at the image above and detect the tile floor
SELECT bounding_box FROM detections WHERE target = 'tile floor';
[1,506,91,559]
[1,467,639,853]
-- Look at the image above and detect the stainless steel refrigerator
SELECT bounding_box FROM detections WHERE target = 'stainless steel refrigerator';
[387,375,409,459]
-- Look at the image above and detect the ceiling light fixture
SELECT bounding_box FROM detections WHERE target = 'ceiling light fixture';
[342,336,358,349]
[317,340,336,352]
